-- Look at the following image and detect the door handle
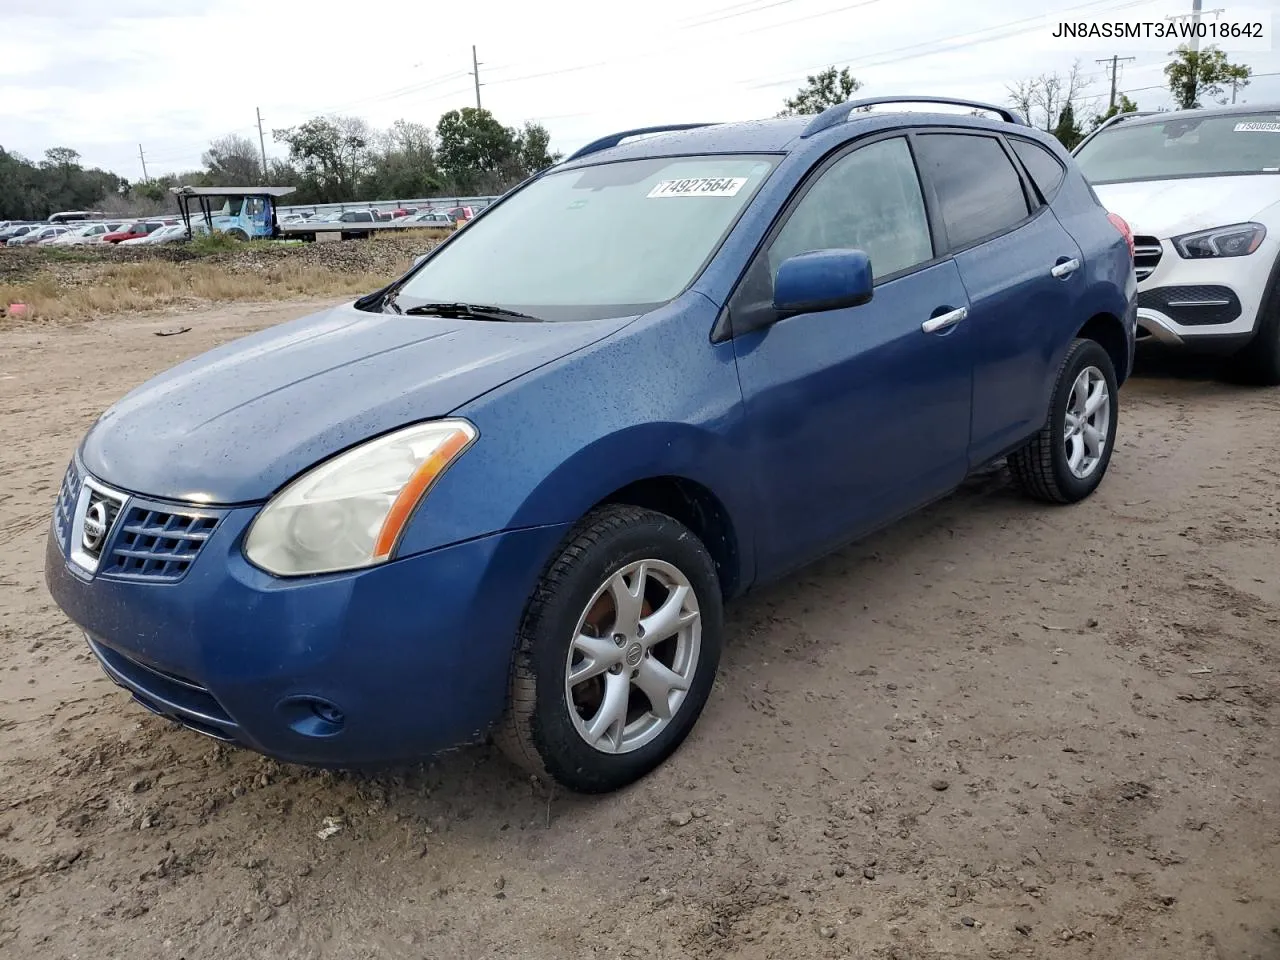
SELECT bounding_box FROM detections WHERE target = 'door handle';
[1051,257,1081,279]
[921,306,967,334]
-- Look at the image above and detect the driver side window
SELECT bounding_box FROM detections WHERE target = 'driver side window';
[769,136,934,280]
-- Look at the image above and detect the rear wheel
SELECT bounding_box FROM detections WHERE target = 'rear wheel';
[1008,338,1119,504]
[226,228,249,241]
[497,505,723,793]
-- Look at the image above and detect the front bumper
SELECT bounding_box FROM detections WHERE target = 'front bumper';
[45,480,570,766]
[1132,238,1273,347]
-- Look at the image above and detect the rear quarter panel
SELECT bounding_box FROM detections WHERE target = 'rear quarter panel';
[1050,160,1137,387]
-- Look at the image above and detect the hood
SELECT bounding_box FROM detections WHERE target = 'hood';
[1091,175,1279,239]
[81,302,635,503]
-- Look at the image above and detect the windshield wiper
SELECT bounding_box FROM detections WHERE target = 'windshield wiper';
[399,301,543,322]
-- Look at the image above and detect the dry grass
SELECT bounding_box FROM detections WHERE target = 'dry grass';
[0,232,451,324]
[0,262,392,322]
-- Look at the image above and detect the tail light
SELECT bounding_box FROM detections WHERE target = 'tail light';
[1107,212,1135,259]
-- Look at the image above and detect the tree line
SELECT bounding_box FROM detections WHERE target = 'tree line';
[0,147,128,220]
[0,107,560,220]
[0,44,1254,221]
[781,44,1252,151]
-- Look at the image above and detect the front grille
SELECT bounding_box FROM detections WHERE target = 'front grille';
[82,489,123,563]
[53,462,81,548]
[1138,285,1241,326]
[1133,235,1163,281]
[100,506,220,582]
[87,634,239,741]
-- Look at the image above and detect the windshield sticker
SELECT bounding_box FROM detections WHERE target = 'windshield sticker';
[647,177,749,198]
[1235,121,1280,133]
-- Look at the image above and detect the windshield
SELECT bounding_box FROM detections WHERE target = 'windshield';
[393,154,778,320]
[1076,111,1280,183]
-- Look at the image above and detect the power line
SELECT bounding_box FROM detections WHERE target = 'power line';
[484,0,890,90]
[683,0,799,28]
[739,0,888,35]
[740,0,1144,89]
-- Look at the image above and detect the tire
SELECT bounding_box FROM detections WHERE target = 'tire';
[1230,281,1280,385]
[497,505,723,793]
[227,228,249,241]
[1008,337,1119,504]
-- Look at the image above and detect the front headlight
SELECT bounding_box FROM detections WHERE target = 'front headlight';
[244,419,477,576]
[1172,222,1266,259]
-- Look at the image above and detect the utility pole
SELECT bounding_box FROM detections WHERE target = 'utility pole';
[1231,77,1238,103]
[1190,0,1203,51]
[138,144,149,184]
[1096,54,1136,110]
[470,45,483,110]
[256,107,269,183]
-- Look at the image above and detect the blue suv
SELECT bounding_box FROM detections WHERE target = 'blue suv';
[45,97,1136,793]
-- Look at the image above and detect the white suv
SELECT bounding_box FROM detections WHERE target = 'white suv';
[1073,104,1280,382]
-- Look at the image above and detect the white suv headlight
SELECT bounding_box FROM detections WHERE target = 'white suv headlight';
[244,419,477,576]
[1172,222,1266,259]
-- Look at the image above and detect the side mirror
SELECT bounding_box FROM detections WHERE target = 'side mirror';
[772,249,873,316]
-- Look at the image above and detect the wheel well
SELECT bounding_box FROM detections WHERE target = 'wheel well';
[1076,313,1128,385]
[598,477,741,599]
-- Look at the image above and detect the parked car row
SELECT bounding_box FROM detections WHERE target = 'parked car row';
[0,217,195,247]
[285,204,480,227]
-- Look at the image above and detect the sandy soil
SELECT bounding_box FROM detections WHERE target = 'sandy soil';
[1,302,1278,960]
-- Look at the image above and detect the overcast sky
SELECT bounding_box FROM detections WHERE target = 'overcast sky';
[3,0,1278,179]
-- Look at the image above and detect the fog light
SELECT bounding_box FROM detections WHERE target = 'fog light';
[312,701,345,725]
[278,696,347,738]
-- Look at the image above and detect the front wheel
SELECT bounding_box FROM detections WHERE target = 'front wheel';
[1230,281,1280,385]
[1008,337,1119,503]
[497,505,723,793]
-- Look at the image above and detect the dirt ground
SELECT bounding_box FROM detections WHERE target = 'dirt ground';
[2,302,1278,960]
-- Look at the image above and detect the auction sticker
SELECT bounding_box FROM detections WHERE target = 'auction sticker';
[647,177,748,198]
[1235,121,1280,133]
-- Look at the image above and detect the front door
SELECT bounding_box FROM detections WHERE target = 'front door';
[728,135,975,581]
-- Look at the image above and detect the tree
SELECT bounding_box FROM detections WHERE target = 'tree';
[516,121,560,176]
[1090,93,1139,130]
[778,67,861,117]
[1052,102,1084,150]
[436,108,522,194]
[272,115,372,202]
[366,120,443,200]
[1165,44,1251,109]
[1007,61,1092,133]
[203,134,262,185]
[43,147,80,171]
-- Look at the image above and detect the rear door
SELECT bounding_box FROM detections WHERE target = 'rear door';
[913,131,1086,466]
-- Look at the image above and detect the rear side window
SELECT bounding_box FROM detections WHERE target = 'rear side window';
[914,133,1030,250]
[1009,137,1066,201]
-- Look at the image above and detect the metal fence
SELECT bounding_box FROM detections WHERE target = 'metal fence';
[275,196,500,218]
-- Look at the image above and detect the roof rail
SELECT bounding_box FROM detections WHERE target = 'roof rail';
[563,123,719,163]
[1070,109,1159,154]
[801,96,1026,138]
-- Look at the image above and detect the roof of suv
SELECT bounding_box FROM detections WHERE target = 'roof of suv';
[556,98,1041,170]
[1093,100,1280,130]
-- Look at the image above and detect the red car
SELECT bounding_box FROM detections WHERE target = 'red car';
[103,220,166,244]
